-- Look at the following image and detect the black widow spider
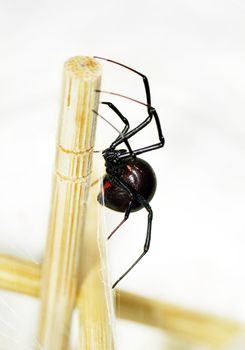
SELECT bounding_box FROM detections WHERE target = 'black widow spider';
[93,56,165,288]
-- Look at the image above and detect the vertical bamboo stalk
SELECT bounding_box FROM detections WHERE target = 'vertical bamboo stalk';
[38,56,102,350]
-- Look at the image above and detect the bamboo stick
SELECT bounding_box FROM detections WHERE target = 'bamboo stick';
[0,254,243,348]
[0,253,40,297]
[115,290,242,349]
[38,56,102,350]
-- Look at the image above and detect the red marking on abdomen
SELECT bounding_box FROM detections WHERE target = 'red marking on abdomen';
[103,180,111,190]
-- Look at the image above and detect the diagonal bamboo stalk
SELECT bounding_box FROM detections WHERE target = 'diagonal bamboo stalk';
[115,290,243,348]
[0,253,40,297]
[38,56,103,350]
[0,253,243,349]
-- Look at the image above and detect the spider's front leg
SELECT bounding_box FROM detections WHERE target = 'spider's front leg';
[93,103,133,154]
[115,108,165,160]
[101,102,130,142]
[94,56,165,157]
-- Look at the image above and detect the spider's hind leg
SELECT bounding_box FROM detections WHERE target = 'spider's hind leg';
[107,200,133,240]
[110,178,153,289]
[112,193,152,289]
[107,176,135,241]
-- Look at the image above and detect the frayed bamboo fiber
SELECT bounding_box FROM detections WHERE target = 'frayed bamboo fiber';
[38,56,104,350]
[77,176,115,350]
[0,253,243,349]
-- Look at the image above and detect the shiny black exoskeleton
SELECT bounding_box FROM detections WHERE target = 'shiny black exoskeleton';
[98,155,157,213]
[93,56,165,288]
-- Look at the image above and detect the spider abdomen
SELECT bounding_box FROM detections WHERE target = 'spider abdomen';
[98,157,157,212]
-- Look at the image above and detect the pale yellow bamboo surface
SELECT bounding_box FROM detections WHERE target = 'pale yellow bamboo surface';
[0,253,40,297]
[115,290,243,349]
[38,56,102,350]
[0,254,243,349]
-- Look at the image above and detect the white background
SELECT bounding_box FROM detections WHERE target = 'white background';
[0,0,245,349]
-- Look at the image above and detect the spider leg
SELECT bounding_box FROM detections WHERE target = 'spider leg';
[101,101,134,155]
[107,200,133,240]
[116,108,164,159]
[93,106,133,154]
[106,175,135,242]
[108,176,152,289]
[112,192,152,289]
[101,102,130,137]
[94,56,152,108]
[94,57,165,155]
